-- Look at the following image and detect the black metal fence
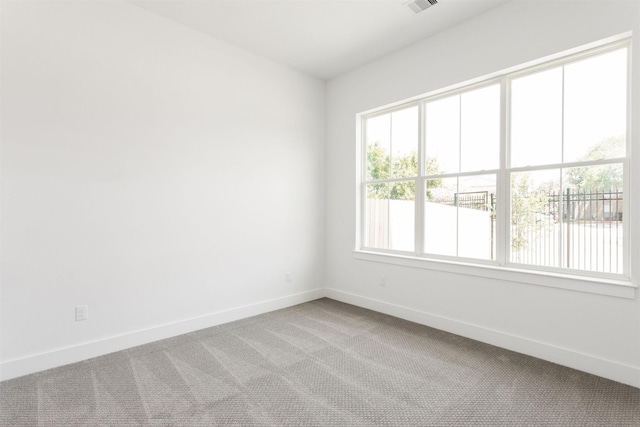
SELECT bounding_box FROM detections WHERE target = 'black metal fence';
[548,189,623,222]
[435,191,495,211]
[431,189,623,273]
[514,189,623,273]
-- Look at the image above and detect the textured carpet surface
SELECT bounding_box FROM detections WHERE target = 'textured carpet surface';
[1,298,639,426]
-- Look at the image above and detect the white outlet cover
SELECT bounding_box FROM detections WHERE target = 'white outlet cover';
[76,305,88,321]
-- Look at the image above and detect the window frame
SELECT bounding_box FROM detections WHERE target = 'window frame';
[356,37,634,298]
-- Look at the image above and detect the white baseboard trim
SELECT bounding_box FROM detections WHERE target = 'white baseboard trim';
[324,288,640,388]
[0,289,324,382]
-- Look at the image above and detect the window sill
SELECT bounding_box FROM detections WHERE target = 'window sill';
[353,250,636,299]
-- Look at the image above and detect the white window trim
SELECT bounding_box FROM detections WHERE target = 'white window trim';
[355,36,635,299]
[353,250,635,299]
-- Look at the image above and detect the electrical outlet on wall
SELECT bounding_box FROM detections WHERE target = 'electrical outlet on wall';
[285,272,292,283]
[76,305,88,321]
[379,277,387,287]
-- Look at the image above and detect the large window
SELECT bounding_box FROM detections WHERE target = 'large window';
[360,40,630,280]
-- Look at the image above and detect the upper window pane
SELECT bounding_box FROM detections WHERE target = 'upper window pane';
[460,84,500,172]
[425,85,500,175]
[425,95,460,175]
[365,106,418,181]
[391,107,419,178]
[365,114,391,180]
[564,48,627,163]
[511,67,563,167]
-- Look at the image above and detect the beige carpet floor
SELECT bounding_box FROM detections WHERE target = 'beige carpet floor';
[1,298,638,426]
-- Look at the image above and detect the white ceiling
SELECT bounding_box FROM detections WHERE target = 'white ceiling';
[130,0,512,80]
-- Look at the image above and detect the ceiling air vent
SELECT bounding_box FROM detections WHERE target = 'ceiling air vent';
[405,0,438,14]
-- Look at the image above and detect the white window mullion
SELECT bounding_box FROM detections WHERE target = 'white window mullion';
[456,95,462,257]
[622,43,632,278]
[558,65,566,269]
[387,114,392,249]
[359,117,366,250]
[415,102,426,255]
[497,77,509,266]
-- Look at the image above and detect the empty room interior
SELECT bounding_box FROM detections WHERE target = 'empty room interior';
[1,0,639,425]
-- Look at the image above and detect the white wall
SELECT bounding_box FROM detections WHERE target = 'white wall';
[326,1,640,387]
[1,0,325,380]
[2,0,639,388]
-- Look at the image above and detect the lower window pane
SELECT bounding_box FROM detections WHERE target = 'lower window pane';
[425,176,496,259]
[563,165,623,274]
[457,175,496,260]
[510,170,561,267]
[389,181,415,251]
[365,183,389,249]
[365,181,415,251]
[511,166,624,274]
[425,177,457,256]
